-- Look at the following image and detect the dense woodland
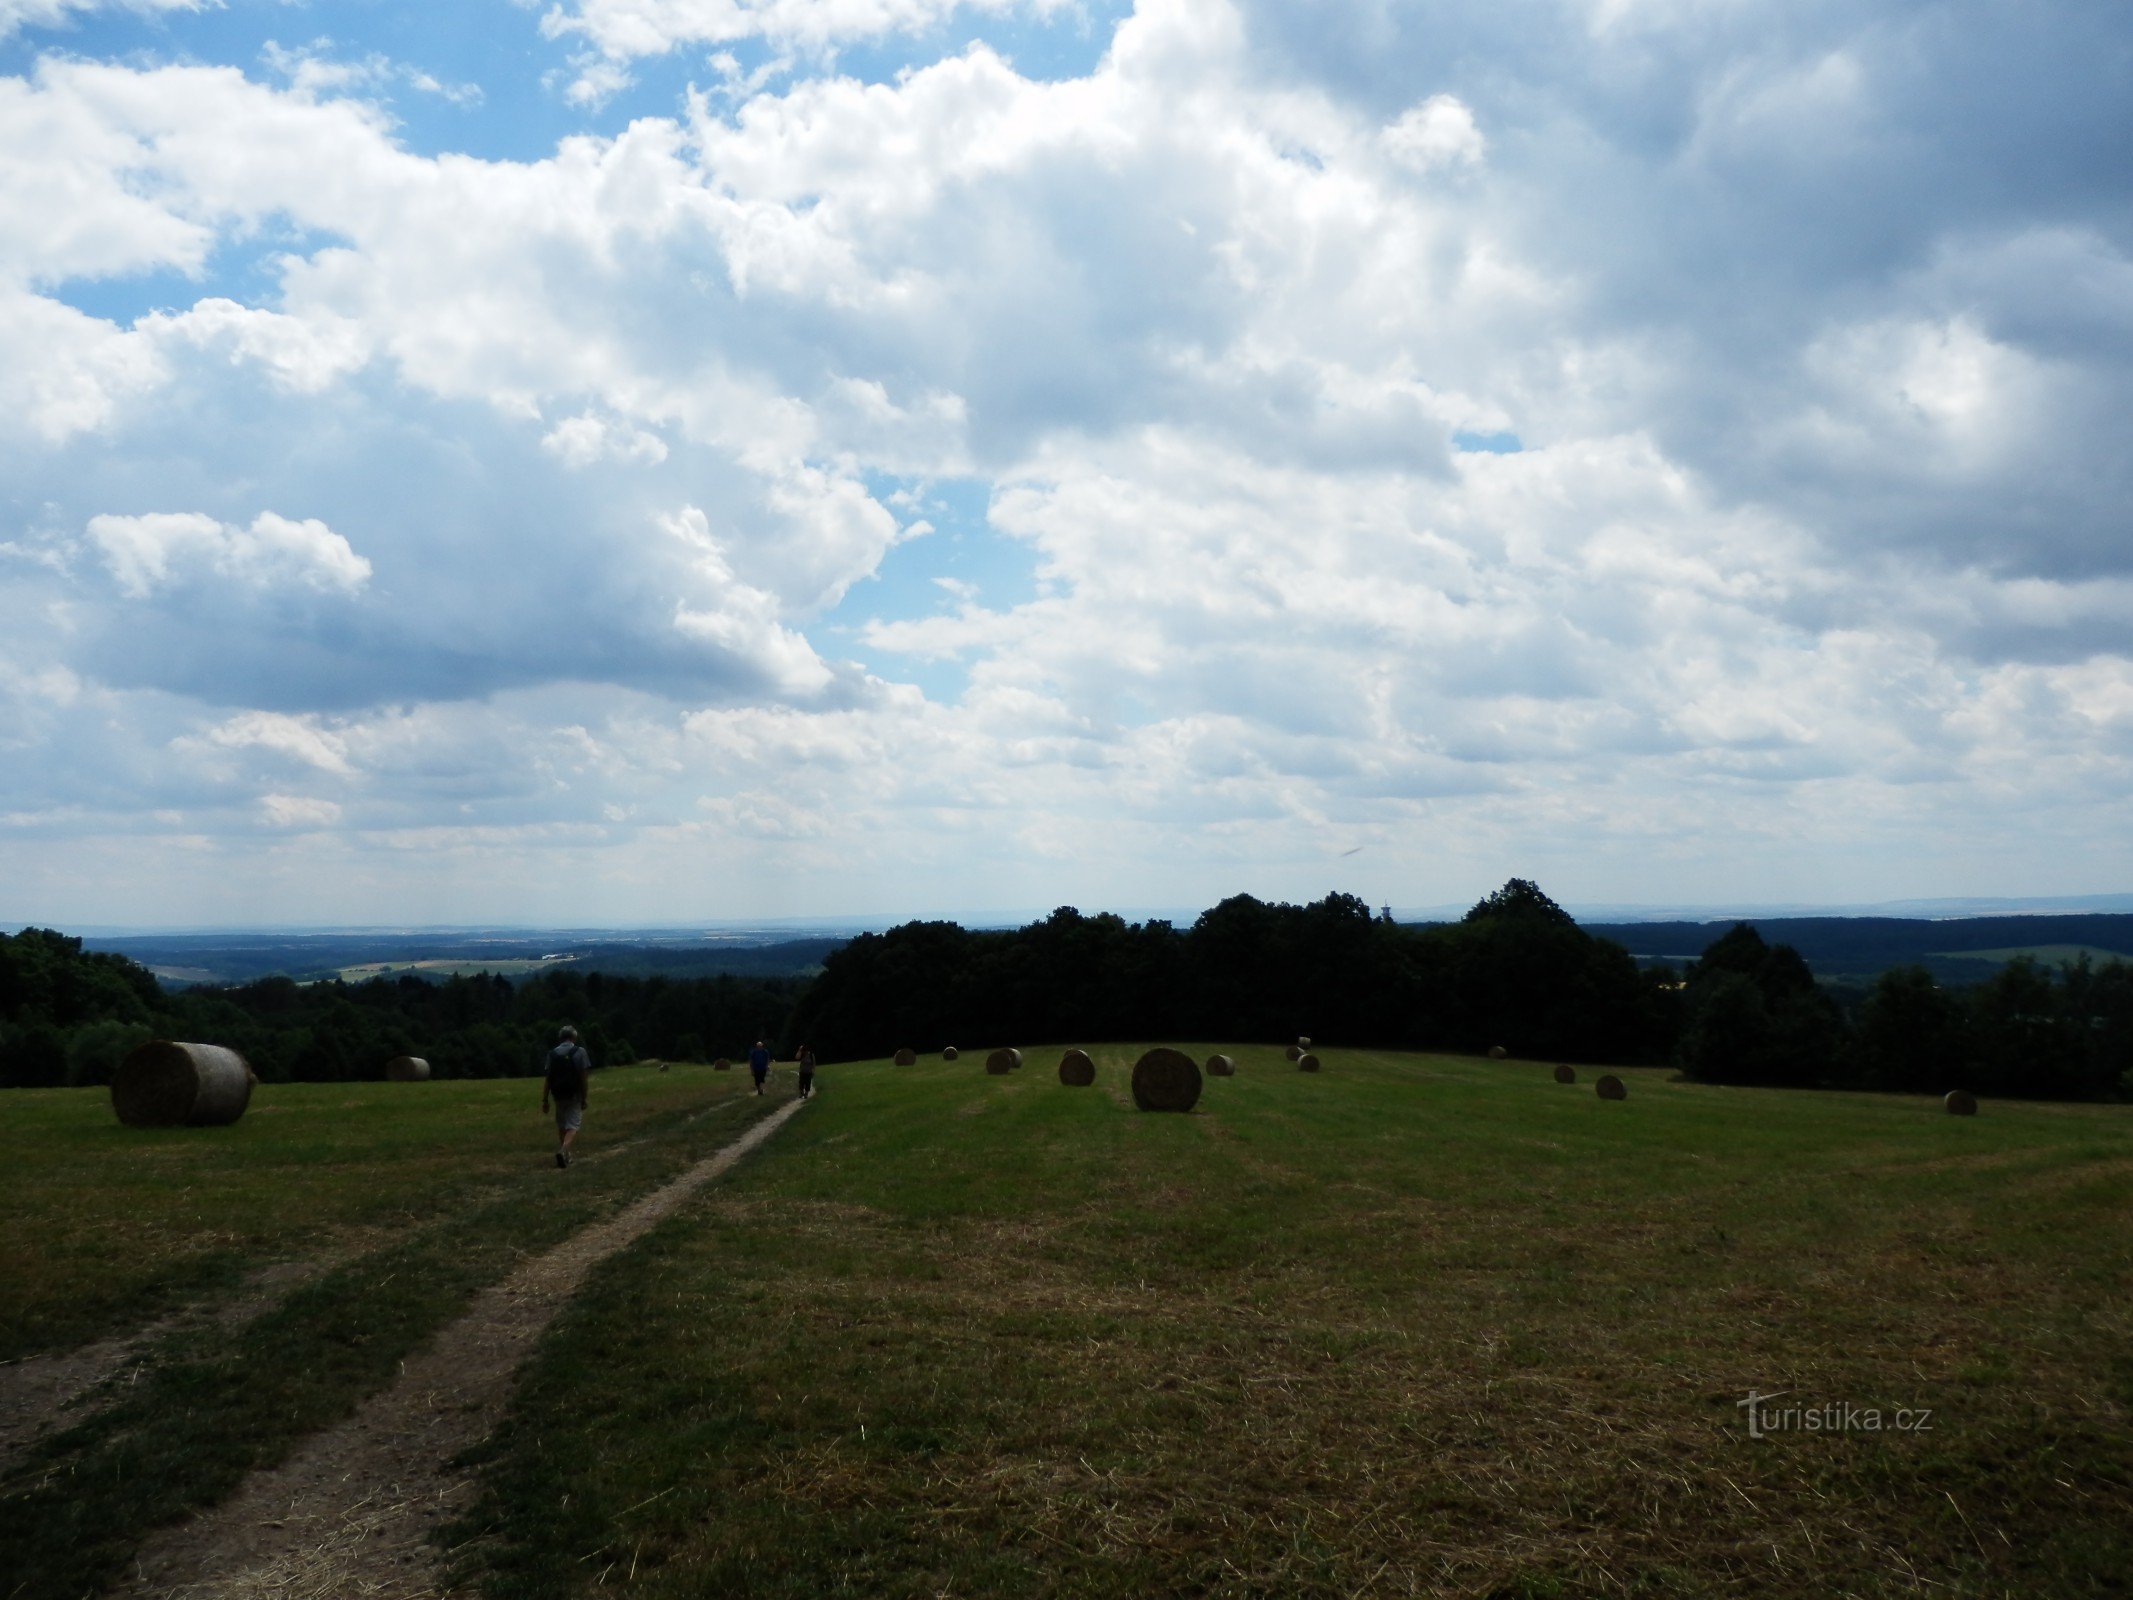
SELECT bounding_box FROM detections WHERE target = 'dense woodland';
[4,881,2130,1099]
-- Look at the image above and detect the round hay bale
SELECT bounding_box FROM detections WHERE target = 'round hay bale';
[714,1057,732,1071]
[942,1046,959,1061]
[659,1062,671,1073]
[1285,1044,1304,1061]
[986,1047,1019,1075]
[1944,1089,1978,1117]
[1132,1047,1202,1113]
[1595,1074,1627,1101]
[893,1047,918,1066]
[384,1055,430,1082]
[1205,1053,1236,1077]
[1007,1047,1024,1069]
[1553,1063,1576,1085]
[1297,1052,1321,1073]
[1488,1045,1508,1061]
[1297,1035,1312,1049]
[112,1041,254,1128]
[1057,1048,1095,1086]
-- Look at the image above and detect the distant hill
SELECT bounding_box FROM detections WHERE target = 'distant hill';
[83,931,845,988]
[1573,914,2133,984]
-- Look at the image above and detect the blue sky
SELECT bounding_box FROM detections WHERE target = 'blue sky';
[2,0,2131,926]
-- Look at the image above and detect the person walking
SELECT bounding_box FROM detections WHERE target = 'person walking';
[796,1043,816,1100]
[747,1038,772,1095]
[542,1025,591,1167]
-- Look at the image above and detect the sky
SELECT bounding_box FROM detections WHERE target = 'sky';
[2,0,2130,929]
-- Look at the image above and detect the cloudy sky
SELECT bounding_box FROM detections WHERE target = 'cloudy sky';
[2,0,2129,928]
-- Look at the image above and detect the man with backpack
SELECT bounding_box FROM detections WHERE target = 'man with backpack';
[542,1025,592,1168]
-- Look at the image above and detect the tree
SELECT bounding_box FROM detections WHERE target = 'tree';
[1462,879,1575,927]
[1853,966,1964,1092]
[1675,924,1839,1086]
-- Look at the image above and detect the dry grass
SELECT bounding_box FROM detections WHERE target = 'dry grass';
[454,1046,2133,1598]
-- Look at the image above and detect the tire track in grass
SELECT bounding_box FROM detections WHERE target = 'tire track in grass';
[111,1096,809,1600]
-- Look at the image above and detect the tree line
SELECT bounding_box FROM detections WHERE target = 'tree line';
[0,926,800,1089]
[3,883,2129,1099]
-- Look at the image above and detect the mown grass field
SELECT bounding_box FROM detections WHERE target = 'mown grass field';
[3,1065,750,1361]
[5,1049,2131,1598]
[455,1046,2133,1599]
[0,1065,785,1600]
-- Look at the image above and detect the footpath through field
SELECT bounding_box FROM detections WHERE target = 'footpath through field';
[110,1094,808,1600]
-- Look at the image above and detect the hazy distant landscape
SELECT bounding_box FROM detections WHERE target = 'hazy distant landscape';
[75,910,2133,990]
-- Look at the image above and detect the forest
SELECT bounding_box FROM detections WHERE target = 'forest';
[4,881,2129,1100]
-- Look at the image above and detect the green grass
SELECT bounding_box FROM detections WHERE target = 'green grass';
[450,1046,2133,1598]
[0,1063,789,1600]
[2,1064,743,1360]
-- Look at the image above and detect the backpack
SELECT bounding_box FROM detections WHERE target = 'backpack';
[545,1043,586,1098]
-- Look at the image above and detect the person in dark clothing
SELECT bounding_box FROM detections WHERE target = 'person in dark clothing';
[747,1039,772,1095]
[796,1044,816,1100]
[542,1025,591,1167]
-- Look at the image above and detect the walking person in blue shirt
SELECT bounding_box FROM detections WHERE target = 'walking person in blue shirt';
[747,1038,772,1095]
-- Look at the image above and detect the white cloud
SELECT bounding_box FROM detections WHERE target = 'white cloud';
[4,0,2132,921]
[0,0,204,42]
[541,0,1067,61]
[86,510,372,598]
[200,710,356,775]
[540,411,669,466]
[259,792,342,828]
[1381,95,1484,174]
[661,505,837,694]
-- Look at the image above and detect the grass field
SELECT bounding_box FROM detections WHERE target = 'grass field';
[0,1065,786,1599]
[455,1047,2133,1598]
[4,1049,2131,1597]
[3,1065,742,1361]
[334,957,574,981]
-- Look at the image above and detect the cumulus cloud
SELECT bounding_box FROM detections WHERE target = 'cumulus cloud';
[542,0,1068,61]
[1380,94,1483,173]
[0,0,203,41]
[540,411,669,467]
[85,511,372,599]
[4,0,2132,922]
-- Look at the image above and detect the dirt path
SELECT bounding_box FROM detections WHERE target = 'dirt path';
[109,1095,808,1600]
[1,1087,744,1479]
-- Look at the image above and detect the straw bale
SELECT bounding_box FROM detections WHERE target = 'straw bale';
[111,1041,254,1128]
[1131,1047,1202,1112]
[384,1055,430,1082]
[1488,1045,1508,1060]
[894,1047,918,1066]
[1057,1048,1095,1086]
[1595,1074,1627,1101]
[1205,1053,1236,1077]
[1296,1052,1321,1073]
[714,1057,732,1071]
[942,1046,959,1060]
[986,1048,1019,1076]
[1944,1089,1978,1116]
[1297,1035,1311,1048]
[1553,1063,1576,1084]
[1285,1044,1304,1061]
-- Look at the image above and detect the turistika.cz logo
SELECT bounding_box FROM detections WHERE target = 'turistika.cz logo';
[1737,1391,1934,1439]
